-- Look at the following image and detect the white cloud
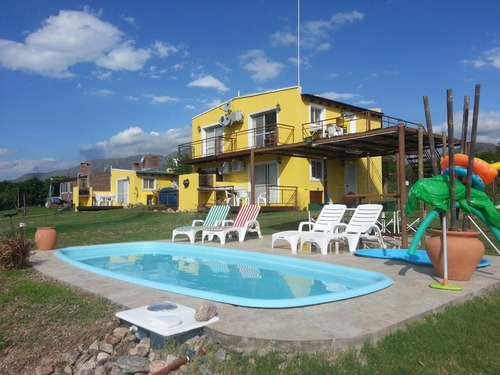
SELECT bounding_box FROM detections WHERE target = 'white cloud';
[0,9,153,77]
[271,10,364,51]
[144,94,180,103]
[120,15,135,25]
[187,75,229,92]
[96,42,151,71]
[357,100,375,106]
[0,158,76,182]
[153,41,179,58]
[320,91,360,101]
[463,47,500,70]
[240,49,285,81]
[0,148,14,156]
[185,104,195,110]
[432,111,500,145]
[79,126,192,160]
[93,89,115,97]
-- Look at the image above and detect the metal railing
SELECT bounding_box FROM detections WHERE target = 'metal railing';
[302,112,421,140]
[178,123,295,160]
[257,185,298,206]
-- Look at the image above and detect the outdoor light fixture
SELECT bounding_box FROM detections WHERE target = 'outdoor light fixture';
[183,178,190,187]
[304,136,313,144]
[197,126,201,132]
[276,157,282,164]
[276,103,281,112]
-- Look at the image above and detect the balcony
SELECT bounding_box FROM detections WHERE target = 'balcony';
[179,112,426,164]
[178,123,295,161]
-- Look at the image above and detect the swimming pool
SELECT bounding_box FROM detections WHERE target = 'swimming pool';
[55,242,393,308]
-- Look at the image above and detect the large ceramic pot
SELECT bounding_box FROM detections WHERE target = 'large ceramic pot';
[425,228,484,281]
[35,227,58,250]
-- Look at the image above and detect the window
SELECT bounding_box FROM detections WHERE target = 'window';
[143,177,156,190]
[310,159,323,181]
[60,182,73,194]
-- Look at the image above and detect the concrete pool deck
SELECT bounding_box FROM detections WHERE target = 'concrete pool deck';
[32,236,500,353]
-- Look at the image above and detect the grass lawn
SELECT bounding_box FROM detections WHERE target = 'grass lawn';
[0,206,499,374]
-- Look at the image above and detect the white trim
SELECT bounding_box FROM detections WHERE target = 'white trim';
[142,177,156,191]
[309,159,323,181]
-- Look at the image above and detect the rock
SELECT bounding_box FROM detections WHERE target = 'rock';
[194,302,217,321]
[99,341,114,354]
[110,365,125,375]
[61,351,81,365]
[129,343,150,357]
[104,333,121,346]
[113,327,130,339]
[150,360,170,374]
[64,364,73,374]
[34,365,53,375]
[96,351,111,365]
[115,355,150,374]
[89,339,100,354]
[213,348,227,362]
[95,365,108,375]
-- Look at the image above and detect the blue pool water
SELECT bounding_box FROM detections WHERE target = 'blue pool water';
[55,242,393,308]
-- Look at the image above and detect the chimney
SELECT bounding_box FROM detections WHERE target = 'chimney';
[80,162,91,175]
[142,154,159,170]
[131,162,140,171]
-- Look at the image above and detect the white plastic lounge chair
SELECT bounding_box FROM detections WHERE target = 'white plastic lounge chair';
[271,204,347,253]
[300,204,385,254]
[172,205,230,243]
[202,204,262,244]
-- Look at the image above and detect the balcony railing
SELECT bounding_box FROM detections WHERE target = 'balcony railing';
[302,111,420,140]
[178,123,295,160]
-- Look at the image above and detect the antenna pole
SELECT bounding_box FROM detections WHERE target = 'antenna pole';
[297,0,300,87]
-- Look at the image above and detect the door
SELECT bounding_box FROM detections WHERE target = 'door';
[344,162,357,195]
[117,178,129,205]
[203,125,223,156]
[255,162,278,203]
[252,110,277,147]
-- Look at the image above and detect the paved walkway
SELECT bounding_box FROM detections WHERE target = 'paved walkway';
[32,236,500,353]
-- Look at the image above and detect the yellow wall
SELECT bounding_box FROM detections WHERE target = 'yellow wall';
[178,172,200,211]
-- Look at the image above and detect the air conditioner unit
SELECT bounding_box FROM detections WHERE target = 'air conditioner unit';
[230,110,244,123]
[219,114,231,126]
[221,162,232,174]
[231,160,245,172]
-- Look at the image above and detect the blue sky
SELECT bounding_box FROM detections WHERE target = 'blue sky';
[1,0,499,182]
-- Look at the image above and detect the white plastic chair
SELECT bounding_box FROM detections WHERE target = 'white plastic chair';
[257,192,267,205]
[235,189,248,206]
[271,204,347,253]
[300,204,386,254]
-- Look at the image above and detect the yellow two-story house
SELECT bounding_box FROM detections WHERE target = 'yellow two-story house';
[177,86,421,211]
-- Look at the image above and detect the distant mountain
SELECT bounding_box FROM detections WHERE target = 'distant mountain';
[13,154,173,182]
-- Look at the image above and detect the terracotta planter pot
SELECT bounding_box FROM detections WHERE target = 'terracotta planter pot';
[35,227,58,250]
[425,228,484,281]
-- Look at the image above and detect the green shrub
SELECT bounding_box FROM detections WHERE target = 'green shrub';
[0,229,35,270]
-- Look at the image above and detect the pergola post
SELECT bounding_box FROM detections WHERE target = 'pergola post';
[250,149,255,204]
[398,123,408,248]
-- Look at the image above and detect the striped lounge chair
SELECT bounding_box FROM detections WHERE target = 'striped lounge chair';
[201,204,262,244]
[172,205,230,243]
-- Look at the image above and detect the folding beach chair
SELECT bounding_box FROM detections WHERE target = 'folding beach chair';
[201,204,262,244]
[172,205,230,243]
